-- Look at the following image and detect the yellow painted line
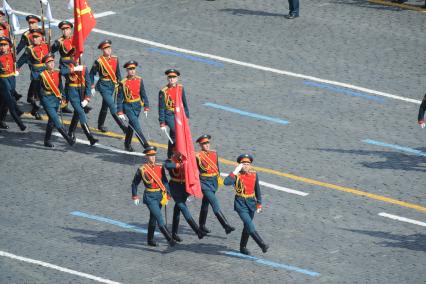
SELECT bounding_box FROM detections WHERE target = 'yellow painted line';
[22,113,426,213]
[368,0,426,12]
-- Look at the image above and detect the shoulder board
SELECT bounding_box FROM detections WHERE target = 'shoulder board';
[111,55,118,58]
[23,30,30,36]
[161,85,169,92]
[135,75,142,80]
[249,170,257,174]
[121,77,128,84]
[57,37,64,43]
[54,68,60,72]
[177,83,183,87]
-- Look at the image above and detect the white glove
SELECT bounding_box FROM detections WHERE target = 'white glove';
[81,99,89,108]
[91,88,96,96]
[161,126,167,131]
[15,70,20,76]
[133,198,140,206]
[256,204,262,213]
[233,163,243,175]
[118,114,127,121]
[73,65,83,72]
[421,122,425,129]
[144,111,148,118]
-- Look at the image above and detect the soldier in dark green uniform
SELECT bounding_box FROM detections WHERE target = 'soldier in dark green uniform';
[418,93,426,129]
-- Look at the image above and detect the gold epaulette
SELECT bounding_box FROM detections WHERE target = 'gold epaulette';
[135,75,141,80]
[111,55,118,58]
[121,77,127,84]
[161,85,169,92]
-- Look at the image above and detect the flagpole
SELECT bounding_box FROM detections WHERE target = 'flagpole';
[39,0,45,36]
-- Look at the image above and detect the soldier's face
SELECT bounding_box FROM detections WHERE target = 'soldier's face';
[46,60,54,70]
[0,44,9,53]
[32,35,42,45]
[147,155,156,164]
[241,163,251,172]
[167,75,178,85]
[102,47,112,57]
[200,142,210,151]
[29,22,38,29]
[62,27,71,37]
[127,68,136,77]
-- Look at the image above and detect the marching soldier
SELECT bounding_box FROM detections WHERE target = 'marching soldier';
[38,54,75,147]
[50,20,76,114]
[196,135,235,235]
[0,36,26,131]
[165,151,207,242]
[131,146,176,247]
[16,15,40,55]
[418,93,426,129]
[17,28,49,120]
[224,154,269,255]
[60,52,98,146]
[90,40,127,133]
[117,60,150,151]
[158,69,189,158]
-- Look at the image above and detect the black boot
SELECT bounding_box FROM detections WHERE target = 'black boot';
[97,105,108,132]
[147,225,158,247]
[44,122,54,148]
[61,105,73,114]
[250,230,269,253]
[58,127,75,146]
[83,105,92,114]
[159,225,176,247]
[68,113,79,140]
[215,211,235,234]
[111,113,128,133]
[81,123,98,146]
[240,228,250,255]
[124,127,134,152]
[172,206,182,242]
[14,90,22,101]
[134,128,150,149]
[199,209,211,234]
[0,121,8,129]
[187,217,207,240]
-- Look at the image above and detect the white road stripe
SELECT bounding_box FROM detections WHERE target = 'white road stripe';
[0,250,122,284]
[379,212,426,227]
[12,10,421,105]
[52,132,145,156]
[220,173,308,196]
[66,11,117,23]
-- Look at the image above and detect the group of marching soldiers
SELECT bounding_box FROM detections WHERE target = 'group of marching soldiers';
[0,14,269,255]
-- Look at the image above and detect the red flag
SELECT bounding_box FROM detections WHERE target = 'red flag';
[72,0,96,61]
[174,90,202,198]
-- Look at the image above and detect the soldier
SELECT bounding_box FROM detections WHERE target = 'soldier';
[418,93,426,129]
[158,69,189,158]
[196,134,235,235]
[131,146,176,247]
[50,20,76,114]
[0,22,9,38]
[224,154,269,255]
[90,40,126,133]
[38,54,75,147]
[17,28,49,120]
[16,15,40,55]
[117,60,150,151]
[164,151,207,242]
[60,52,98,146]
[0,36,26,131]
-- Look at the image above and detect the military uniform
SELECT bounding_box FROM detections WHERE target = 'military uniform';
[196,134,235,235]
[0,37,26,131]
[60,58,98,146]
[417,93,426,127]
[158,69,189,158]
[50,21,76,114]
[165,153,206,241]
[38,54,75,147]
[17,28,49,120]
[89,40,126,133]
[224,154,269,255]
[16,15,40,55]
[117,60,150,151]
[131,146,176,247]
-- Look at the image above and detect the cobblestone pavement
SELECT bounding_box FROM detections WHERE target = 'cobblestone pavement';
[0,0,425,283]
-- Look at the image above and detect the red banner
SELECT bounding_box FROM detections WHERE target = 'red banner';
[174,91,202,198]
[72,0,96,61]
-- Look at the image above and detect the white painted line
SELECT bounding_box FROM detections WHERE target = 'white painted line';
[66,11,116,23]
[379,212,426,227]
[0,250,122,284]
[52,132,145,156]
[12,10,421,105]
[220,173,308,196]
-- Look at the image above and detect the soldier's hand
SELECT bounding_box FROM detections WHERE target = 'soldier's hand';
[161,126,167,131]
[118,114,127,121]
[144,111,148,118]
[91,88,96,96]
[15,69,20,76]
[256,203,262,213]
[133,198,140,206]
[81,99,89,108]
[419,120,425,129]
[233,163,243,175]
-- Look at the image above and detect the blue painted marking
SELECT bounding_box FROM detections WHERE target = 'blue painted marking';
[224,251,320,277]
[304,81,385,103]
[363,139,426,157]
[70,211,159,235]
[147,47,224,67]
[204,102,289,125]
